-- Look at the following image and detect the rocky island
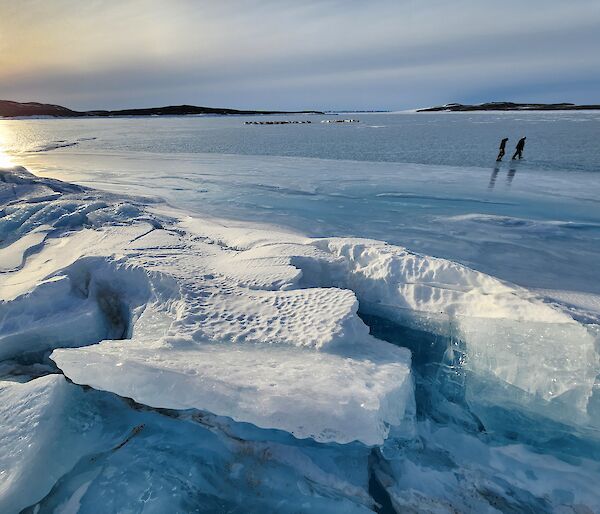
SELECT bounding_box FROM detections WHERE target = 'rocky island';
[0,100,323,118]
[418,102,600,112]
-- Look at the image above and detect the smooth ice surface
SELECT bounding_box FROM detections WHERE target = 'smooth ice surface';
[17,138,600,295]
[3,111,600,172]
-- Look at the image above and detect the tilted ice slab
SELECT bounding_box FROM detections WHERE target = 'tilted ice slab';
[55,340,413,446]
[302,238,599,423]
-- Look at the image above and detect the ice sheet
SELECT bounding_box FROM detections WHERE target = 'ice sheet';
[2,167,416,445]
[2,163,600,511]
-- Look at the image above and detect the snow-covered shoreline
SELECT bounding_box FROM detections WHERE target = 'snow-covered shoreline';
[1,165,599,511]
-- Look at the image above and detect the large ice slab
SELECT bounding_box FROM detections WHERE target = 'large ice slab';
[54,339,413,446]
[46,246,415,444]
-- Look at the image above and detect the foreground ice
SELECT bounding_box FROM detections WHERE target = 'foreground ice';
[374,421,600,512]
[1,166,600,511]
[1,167,415,446]
[2,375,376,513]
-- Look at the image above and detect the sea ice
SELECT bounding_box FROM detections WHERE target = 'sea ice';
[0,375,114,513]
[2,167,416,445]
[2,114,600,510]
[2,161,600,512]
[374,421,600,512]
[2,376,376,513]
[4,165,599,445]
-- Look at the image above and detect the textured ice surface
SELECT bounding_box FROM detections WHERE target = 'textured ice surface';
[178,224,599,427]
[295,237,600,424]
[374,421,600,513]
[2,167,415,446]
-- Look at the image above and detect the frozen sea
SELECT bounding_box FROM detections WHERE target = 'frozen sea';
[4,111,600,294]
[1,112,600,513]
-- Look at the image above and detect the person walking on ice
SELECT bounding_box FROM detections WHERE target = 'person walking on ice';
[496,137,509,161]
[512,137,526,160]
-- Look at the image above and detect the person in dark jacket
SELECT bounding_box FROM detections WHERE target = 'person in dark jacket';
[512,137,526,160]
[496,138,509,161]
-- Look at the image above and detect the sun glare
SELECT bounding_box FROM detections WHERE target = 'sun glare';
[0,125,16,168]
[0,149,14,168]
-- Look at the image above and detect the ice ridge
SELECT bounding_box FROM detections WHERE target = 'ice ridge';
[2,165,600,512]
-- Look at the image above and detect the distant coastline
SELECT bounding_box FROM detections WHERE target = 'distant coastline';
[0,100,324,118]
[418,102,600,112]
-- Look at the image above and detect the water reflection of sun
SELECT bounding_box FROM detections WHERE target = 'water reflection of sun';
[0,149,14,168]
[0,124,15,168]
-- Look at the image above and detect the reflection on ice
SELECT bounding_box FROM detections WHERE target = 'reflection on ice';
[488,164,500,188]
[0,132,15,168]
[506,161,518,186]
[0,150,14,168]
[488,161,519,189]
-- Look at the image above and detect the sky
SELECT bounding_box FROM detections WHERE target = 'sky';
[1,0,599,111]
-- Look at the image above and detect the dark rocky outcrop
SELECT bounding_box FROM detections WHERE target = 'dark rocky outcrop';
[0,100,323,118]
[418,102,600,112]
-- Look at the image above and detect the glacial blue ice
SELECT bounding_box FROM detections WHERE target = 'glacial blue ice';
[5,375,377,514]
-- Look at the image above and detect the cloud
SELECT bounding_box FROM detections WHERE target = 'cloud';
[1,0,599,109]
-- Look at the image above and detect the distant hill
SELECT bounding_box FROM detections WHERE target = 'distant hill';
[0,100,84,117]
[418,102,600,112]
[0,100,324,118]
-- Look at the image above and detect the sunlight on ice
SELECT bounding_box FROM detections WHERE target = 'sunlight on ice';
[0,136,15,168]
[0,123,24,168]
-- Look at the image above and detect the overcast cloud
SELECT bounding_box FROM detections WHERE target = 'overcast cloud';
[1,0,599,110]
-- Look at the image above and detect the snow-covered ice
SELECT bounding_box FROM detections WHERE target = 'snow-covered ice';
[1,162,600,512]
[2,167,415,446]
